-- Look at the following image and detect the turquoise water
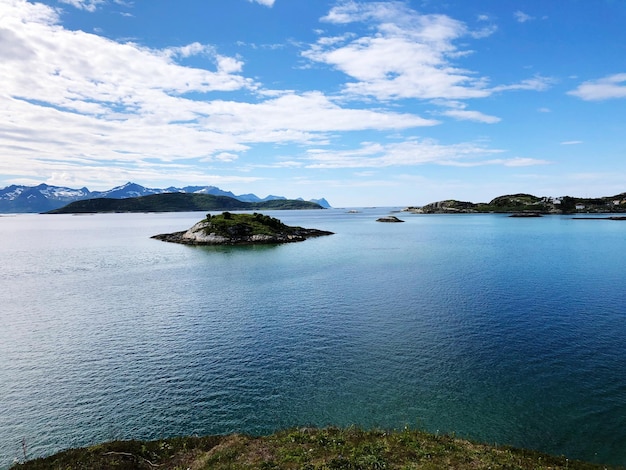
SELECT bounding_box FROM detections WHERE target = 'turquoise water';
[1,210,625,467]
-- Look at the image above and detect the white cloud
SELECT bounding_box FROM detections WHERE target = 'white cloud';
[501,157,550,167]
[58,0,106,12]
[568,73,626,100]
[57,0,134,12]
[434,100,500,123]
[0,0,438,186]
[561,141,583,145]
[304,2,547,102]
[213,152,240,162]
[303,139,511,169]
[492,76,553,93]
[0,0,59,24]
[442,109,500,123]
[197,92,437,141]
[164,42,216,59]
[307,2,485,101]
[0,4,257,117]
[436,157,550,167]
[248,0,275,6]
[470,24,497,39]
[514,11,534,23]
[440,102,501,123]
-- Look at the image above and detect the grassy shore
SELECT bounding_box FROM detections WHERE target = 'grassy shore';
[12,427,622,469]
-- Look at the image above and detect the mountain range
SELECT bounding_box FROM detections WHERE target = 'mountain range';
[0,182,331,213]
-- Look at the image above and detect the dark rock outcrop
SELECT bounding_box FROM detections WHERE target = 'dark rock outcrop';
[376,216,404,223]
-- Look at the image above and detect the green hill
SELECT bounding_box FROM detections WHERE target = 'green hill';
[45,193,323,214]
[409,192,626,214]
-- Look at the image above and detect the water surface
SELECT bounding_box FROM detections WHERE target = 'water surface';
[1,210,625,467]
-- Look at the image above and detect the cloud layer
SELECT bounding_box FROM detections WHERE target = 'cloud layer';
[1,0,450,188]
[0,0,582,200]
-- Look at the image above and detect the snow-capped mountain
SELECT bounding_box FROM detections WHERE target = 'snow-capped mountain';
[0,182,331,213]
[0,184,91,213]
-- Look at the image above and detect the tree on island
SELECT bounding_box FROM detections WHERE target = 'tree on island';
[560,196,576,213]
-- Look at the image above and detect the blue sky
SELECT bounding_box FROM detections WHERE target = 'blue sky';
[1,0,626,206]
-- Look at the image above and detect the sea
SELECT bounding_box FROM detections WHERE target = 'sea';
[1,209,625,468]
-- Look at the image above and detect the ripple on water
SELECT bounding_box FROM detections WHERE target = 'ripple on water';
[1,212,626,467]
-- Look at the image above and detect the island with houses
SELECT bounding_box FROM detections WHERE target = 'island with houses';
[403,193,626,215]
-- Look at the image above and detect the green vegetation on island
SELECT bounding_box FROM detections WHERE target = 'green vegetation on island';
[45,193,324,214]
[406,192,626,214]
[12,427,618,470]
[152,212,333,245]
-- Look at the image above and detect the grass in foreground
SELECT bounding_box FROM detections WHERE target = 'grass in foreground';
[12,427,622,470]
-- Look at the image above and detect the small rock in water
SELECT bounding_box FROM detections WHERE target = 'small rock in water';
[376,216,404,223]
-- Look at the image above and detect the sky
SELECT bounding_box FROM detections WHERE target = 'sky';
[1,0,626,207]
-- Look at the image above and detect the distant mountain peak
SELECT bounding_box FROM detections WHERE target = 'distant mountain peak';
[311,198,331,209]
[0,182,332,213]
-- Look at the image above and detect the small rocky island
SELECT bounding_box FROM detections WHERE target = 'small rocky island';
[152,212,333,245]
[376,215,404,223]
